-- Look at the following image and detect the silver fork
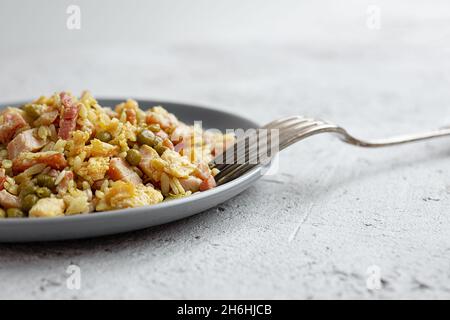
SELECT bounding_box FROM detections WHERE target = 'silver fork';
[211,116,450,185]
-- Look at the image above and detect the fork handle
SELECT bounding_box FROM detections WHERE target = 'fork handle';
[282,125,450,149]
[213,120,450,185]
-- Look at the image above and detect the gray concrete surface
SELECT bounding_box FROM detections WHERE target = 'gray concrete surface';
[1,1,450,299]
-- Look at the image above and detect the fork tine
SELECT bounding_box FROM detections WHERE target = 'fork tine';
[215,117,310,167]
[218,123,338,182]
[215,118,321,178]
[215,122,327,183]
[213,116,311,170]
[262,116,298,129]
[214,118,330,183]
[263,116,311,129]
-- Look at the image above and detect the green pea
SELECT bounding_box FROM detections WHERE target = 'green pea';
[0,209,5,218]
[96,131,112,142]
[21,183,37,197]
[36,187,51,198]
[137,130,156,146]
[23,104,41,119]
[126,149,142,166]
[36,174,55,189]
[6,208,25,218]
[148,124,161,132]
[22,194,39,212]
[154,143,167,156]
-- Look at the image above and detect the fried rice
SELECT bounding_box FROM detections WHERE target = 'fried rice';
[0,91,234,218]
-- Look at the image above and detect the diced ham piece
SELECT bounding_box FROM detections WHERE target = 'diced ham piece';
[146,107,177,130]
[194,162,211,180]
[7,129,46,159]
[56,171,74,194]
[12,151,67,175]
[58,92,80,140]
[195,162,217,191]
[146,113,170,130]
[162,138,174,150]
[179,176,202,193]
[0,190,20,208]
[138,145,159,177]
[47,169,60,178]
[199,175,216,191]
[0,109,27,144]
[108,157,142,184]
[125,108,136,124]
[174,141,184,153]
[92,179,105,191]
[155,130,168,140]
[170,124,190,143]
[0,168,6,191]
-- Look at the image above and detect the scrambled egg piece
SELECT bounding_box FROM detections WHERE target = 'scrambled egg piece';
[89,139,119,157]
[77,156,109,183]
[96,180,163,211]
[64,192,89,215]
[67,130,90,157]
[29,198,66,218]
[157,149,196,178]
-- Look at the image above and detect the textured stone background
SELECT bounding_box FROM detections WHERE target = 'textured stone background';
[0,0,449,299]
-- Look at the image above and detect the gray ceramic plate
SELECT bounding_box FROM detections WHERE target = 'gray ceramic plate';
[0,99,267,242]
